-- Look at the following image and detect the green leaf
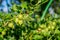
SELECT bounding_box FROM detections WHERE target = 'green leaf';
[21,2,27,9]
[33,35,43,40]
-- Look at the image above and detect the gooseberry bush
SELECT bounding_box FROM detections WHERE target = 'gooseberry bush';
[0,0,60,40]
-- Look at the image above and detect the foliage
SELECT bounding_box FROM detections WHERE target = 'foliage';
[0,0,60,40]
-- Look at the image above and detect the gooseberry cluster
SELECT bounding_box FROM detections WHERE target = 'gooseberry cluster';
[0,13,60,40]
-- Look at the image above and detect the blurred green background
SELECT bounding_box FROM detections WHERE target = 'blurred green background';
[0,0,60,40]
